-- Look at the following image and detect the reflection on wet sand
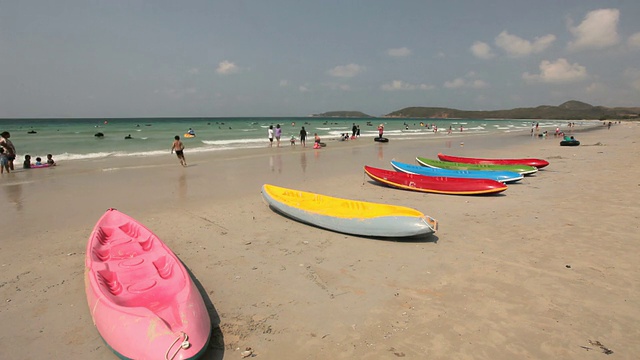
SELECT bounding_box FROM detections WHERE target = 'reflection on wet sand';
[178,172,187,201]
[269,155,282,173]
[300,151,307,173]
[377,143,384,160]
[300,152,307,173]
[276,154,282,174]
[4,182,24,212]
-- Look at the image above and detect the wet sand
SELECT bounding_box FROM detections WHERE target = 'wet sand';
[1,122,639,359]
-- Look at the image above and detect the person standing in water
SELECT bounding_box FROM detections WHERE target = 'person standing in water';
[299,126,307,147]
[275,124,282,147]
[0,148,9,174]
[171,135,187,167]
[268,125,274,147]
[0,131,16,171]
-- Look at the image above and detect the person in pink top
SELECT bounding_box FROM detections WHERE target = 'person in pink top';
[275,124,282,147]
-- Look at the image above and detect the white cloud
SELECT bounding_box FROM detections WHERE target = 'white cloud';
[323,82,351,91]
[523,58,588,83]
[624,68,640,91]
[380,80,435,91]
[628,32,640,49]
[470,41,495,59]
[216,60,239,75]
[188,67,199,75]
[585,82,608,95]
[443,78,488,89]
[495,31,556,57]
[568,8,620,51]
[298,85,310,93]
[435,52,446,58]
[279,80,289,87]
[327,63,364,78]
[387,47,411,57]
[154,87,198,99]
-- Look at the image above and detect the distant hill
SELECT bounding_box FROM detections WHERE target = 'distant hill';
[311,111,373,118]
[384,101,639,120]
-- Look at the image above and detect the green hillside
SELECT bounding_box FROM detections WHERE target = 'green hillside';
[384,101,639,120]
[311,111,373,118]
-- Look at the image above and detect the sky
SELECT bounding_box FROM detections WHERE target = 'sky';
[1,0,639,118]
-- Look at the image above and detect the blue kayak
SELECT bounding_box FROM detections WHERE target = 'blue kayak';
[390,160,523,183]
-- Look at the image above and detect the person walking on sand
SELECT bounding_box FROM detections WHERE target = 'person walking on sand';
[0,131,16,171]
[171,135,187,167]
[299,126,307,147]
[352,123,357,138]
[275,124,282,147]
[268,125,274,147]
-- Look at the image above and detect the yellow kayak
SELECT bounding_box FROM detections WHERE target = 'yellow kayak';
[261,184,437,238]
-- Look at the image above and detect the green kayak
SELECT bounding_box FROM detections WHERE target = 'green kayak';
[416,157,538,175]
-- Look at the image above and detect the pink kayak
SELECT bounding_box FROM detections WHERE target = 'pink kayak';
[85,209,211,359]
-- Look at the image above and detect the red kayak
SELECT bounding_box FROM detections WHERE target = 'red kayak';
[364,166,507,195]
[438,153,549,169]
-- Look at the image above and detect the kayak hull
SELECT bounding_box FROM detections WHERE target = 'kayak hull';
[261,184,437,238]
[365,166,507,195]
[85,209,211,360]
[437,153,549,169]
[416,157,538,175]
[391,160,523,183]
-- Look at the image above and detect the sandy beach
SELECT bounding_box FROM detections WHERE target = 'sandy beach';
[1,122,639,359]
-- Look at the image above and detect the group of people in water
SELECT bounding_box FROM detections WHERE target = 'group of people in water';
[0,131,56,174]
[23,154,56,169]
[267,123,361,149]
[264,123,334,149]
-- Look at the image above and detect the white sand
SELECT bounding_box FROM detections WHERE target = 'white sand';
[0,122,638,359]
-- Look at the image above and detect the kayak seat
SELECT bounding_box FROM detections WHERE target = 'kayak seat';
[93,247,111,262]
[97,257,184,308]
[97,269,123,296]
[153,255,174,279]
[139,235,154,251]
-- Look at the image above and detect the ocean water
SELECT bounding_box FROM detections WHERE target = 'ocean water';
[0,117,592,162]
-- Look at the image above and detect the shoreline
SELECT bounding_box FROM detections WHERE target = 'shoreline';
[1,117,604,163]
[1,122,638,359]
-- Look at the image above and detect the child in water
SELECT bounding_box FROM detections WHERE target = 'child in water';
[23,154,31,169]
[0,148,9,173]
[35,157,43,166]
[46,154,56,166]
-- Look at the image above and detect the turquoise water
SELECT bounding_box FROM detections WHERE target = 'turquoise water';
[0,117,590,162]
